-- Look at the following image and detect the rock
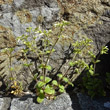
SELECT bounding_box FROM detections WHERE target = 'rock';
[14,0,25,8]
[84,17,110,51]
[104,102,110,109]
[10,93,73,110]
[0,0,110,92]
[0,97,11,110]
[0,25,16,49]
[0,0,60,91]
[77,93,110,110]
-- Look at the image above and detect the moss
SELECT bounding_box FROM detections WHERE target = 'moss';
[16,9,32,24]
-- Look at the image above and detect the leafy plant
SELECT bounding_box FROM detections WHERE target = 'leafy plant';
[16,20,93,103]
[1,47,24,96]
[1,20,108,103]
[82,46,109,98]
[11,81,23,96]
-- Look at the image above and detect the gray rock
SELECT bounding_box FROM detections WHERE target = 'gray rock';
[14,0,25,8]
[0,97,11,110]
[10,93,73,110]
[77,93,110,110]
[85,18,110,51]
[1,4,12,13]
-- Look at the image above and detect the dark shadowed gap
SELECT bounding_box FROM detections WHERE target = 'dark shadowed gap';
[95,41,110,75]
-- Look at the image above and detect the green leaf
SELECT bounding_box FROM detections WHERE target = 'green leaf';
[57,74,63,79]
[45,77,52,83]
[44,85,55,95]
[33,73,38,80]
[40,76,44,80]
[63,77,69,82]
[69,62,74,66]
[23,63,32,67]
[52,80,58,86]
[37,93,45,103]
[46,50,51,54]
[40,89,44,93]
[89,70,94,76]
[26,27,32,32]
[101,46,109,54]
[58,85,65,93]
[10,67,14,71]
[46,65,52,71]
[95,60,100,63]
[75,68,79,73]
[37,81,45,88]
[37,97,44,103]
[39,64,45,69]
[59,88,65,93]
[90,65,94,70]
[68,82,74,87]
[52,49,55,52]
[44,88,55,95]
[9,48,14,52]
[59,85,65,90]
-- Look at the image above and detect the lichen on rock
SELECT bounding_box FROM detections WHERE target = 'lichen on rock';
[0,25,16,49]
[0,0,13,5]
[16,9,32,24]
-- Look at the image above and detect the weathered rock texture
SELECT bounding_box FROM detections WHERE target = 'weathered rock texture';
[0,0,60,90]
[0,93,73,110]
[0,0,110,92]
[0,92,110,110]
[77,93,110,110]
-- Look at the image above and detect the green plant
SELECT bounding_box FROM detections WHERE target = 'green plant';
[2,20,107,103]
[1,47,24,95]
[16,20,96,103]
[16,20,75,103]
[11,81,23,96]
[82,46,109,98]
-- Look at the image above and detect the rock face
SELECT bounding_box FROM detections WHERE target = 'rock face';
[0,0,60,90]
[0,93,73,110]
[0,0,110,92]
[0,97,11,110]
[77,93,110,110]
[0,92,110,110]
[0,0,110,109]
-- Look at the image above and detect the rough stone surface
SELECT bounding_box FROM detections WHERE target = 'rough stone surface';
[77,93,110,110]
[0,0,110,100]
[10,93,73,110]
[0,97,11,110]
[1,93,110,110]
[0,0,60,90]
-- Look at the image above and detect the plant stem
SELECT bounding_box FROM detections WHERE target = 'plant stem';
[43,26,63,81]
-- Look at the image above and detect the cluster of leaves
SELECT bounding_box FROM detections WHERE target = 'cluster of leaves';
[35,74,73,103]
[11,81,23,96]
[83,46,109,98]
[16,20,74,103]
[1,20,109,103]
